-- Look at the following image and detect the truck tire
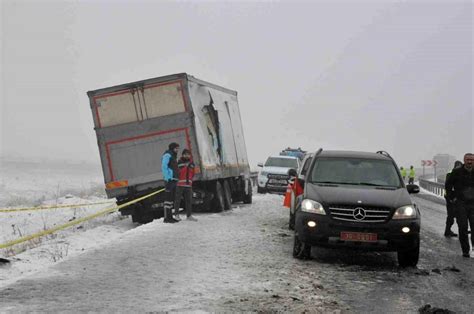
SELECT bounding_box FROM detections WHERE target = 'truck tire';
[131,212,142,223]
[243,179,253,204]
[131,203,153,224]
[223,180,232,210]
[201,192,212,212]
[212,181,225,212]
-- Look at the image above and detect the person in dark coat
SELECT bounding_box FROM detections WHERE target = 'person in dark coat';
[161,142,180,223]
[174,149,198,222]
[444,160,463,237]
[446,153,474,257]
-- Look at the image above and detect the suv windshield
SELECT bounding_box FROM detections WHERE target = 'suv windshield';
[309,157,402,187]
[265,157,298,168]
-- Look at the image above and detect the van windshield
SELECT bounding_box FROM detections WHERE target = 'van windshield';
[309,157,402,187]
[265,157,298,168]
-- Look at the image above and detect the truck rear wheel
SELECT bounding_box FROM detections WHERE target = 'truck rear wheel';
[243,179,252,204]
[212,181,225,212]
[131,203,153,224]
[223,180,232,210]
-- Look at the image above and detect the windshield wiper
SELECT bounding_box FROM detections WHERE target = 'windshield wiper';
[312,181,354,185]
[357,182,400,189]
[357,182,386,186]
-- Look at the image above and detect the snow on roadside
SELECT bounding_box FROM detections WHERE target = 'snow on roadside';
[0,159,136,288]
[0,195,138,288]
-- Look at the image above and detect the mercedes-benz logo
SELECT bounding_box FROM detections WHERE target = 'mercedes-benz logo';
[353,207,366,220]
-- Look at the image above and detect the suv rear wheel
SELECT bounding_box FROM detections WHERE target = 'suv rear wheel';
[289,212,295,230]
[397,238,420,267]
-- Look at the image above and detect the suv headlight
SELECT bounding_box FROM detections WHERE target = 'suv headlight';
[301,199,326,215]
[259,171,268,177]
[392,205,417,219]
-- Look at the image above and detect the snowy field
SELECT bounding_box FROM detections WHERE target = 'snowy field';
[0,159,135,287]
[0,158,105,207]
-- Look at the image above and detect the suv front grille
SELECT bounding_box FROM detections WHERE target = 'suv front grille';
[267,174,289,180]
[329,205,392,223]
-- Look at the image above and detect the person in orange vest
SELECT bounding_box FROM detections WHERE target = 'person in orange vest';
[174,149,198,222]
[283,172,304,208]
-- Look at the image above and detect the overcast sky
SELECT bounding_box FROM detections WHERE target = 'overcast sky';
[1,0,472,169]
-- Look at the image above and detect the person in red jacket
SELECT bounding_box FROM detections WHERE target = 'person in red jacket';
[174,149,198,221]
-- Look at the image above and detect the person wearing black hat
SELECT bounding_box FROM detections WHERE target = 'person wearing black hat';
[446,153,474,257]
[161,142,180,223]
[444,160,463,237]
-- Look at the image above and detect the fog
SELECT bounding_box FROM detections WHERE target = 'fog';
[1,0,472,169]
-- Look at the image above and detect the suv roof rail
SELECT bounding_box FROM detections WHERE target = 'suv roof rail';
[376,150,393,159]
[315,148,323,155]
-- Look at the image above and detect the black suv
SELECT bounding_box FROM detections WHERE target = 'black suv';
[293,150,421,267]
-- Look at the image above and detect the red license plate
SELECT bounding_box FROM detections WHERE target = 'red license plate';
[340,232,378,242]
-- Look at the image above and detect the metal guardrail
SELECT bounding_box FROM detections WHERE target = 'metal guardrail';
[419,178,445,197]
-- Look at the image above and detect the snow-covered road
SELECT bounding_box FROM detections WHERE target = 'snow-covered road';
[0,192,472,313]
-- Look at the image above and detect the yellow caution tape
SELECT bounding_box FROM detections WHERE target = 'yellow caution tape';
[0,188,164,250]
[0,201,114,213]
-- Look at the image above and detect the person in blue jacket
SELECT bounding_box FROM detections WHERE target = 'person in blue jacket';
[161,142,180,223]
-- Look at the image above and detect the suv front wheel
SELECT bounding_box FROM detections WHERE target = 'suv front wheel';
[397,237,420,267]
[293,233,311,259]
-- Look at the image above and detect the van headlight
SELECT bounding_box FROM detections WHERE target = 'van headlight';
[392,205,417,219]
[301,199,326,215]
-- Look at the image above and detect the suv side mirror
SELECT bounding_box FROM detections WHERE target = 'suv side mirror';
[257,162,263,167]
[288,168,297,177]
[406,184,420,194]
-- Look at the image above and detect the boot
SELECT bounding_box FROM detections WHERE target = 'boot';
[163,206,177,223]
[444,230,458,237]
[186,215,198,222]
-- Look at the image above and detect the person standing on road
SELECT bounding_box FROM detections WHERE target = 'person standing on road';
[444,160,463,237]
[408,166,416,184]
[400,167,407,183]
[446,153,474,258]
[162,142,180,223]
[174,149,198,222]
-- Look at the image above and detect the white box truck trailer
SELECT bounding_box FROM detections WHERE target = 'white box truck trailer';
[87,73,252,223]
